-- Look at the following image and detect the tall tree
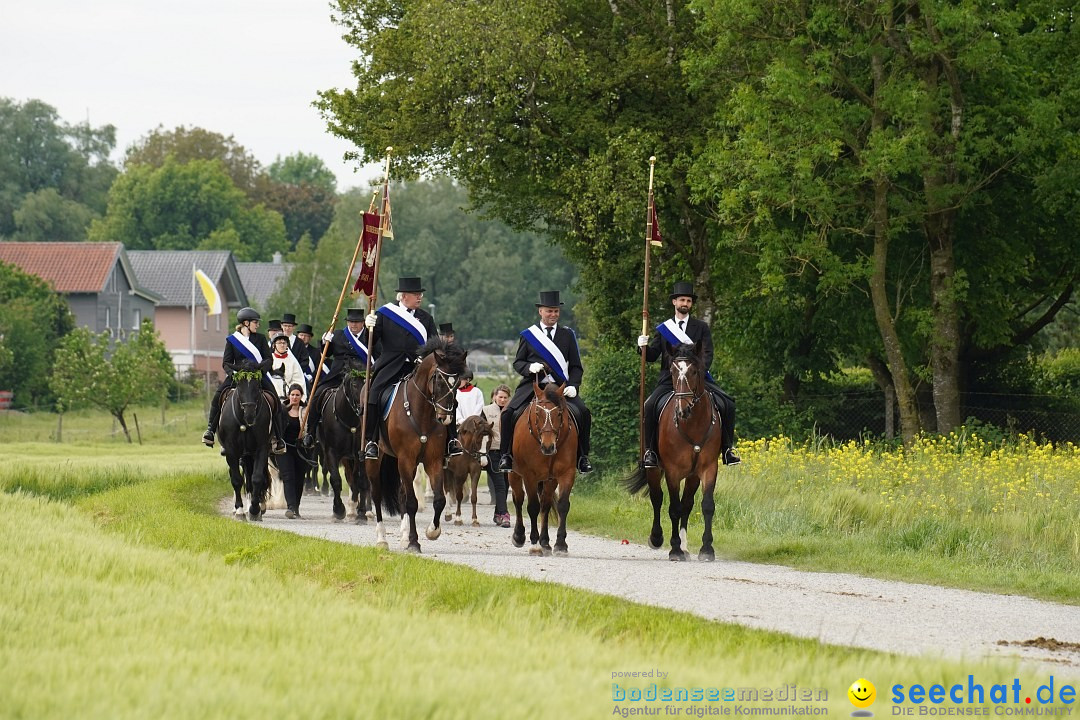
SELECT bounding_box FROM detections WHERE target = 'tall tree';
[254,153,338,249]
[87,157,289,261]
[50,320,175,442]
[124,126,262,197]
[11,188,98,243]
[0,97,116,237]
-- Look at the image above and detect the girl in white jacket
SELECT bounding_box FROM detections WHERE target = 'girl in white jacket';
[269,335,307,403]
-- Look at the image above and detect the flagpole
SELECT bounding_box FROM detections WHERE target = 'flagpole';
[358,147,393,452]
[638,156,657,461]
[302,147,392,435]
[190,262,196,375]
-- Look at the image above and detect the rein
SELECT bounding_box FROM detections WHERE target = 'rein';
[398,356,458,449]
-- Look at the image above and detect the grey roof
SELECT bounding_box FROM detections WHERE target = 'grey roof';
[127,250,247,309]
[236,261,292,310]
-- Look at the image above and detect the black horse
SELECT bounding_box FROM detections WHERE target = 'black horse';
[315,358,372,522]
[217,358,275,521]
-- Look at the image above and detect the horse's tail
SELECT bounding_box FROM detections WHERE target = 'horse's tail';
[621,465,650,497]
[379,460,401,516]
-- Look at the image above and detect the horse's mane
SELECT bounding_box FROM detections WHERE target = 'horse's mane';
[672,343,700,362]
[417,336,468,375]
[543,385,565,404]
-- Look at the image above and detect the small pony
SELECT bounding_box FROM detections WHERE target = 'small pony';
[443,414,494,527]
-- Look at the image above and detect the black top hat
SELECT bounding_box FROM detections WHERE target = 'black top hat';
[296,324,314,335]
[396,276,425,293]
[535,290,564,307]
[439,323,454,335]
[281,313,297,325]
[669,281,697,300]
[268,319,283,330]
[346,308,366,322]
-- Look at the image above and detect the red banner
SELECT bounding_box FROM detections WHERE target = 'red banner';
[352,211,381,296]
[650,199,663,247]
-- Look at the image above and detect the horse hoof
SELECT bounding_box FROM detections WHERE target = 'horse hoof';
[444,513,453,521]
[366,511,374,519]
[250,513,262,522]
[375,541,389,550]
[353,516,367,525]
[529,546,543,556]
[453,519,462,526]
[471,519,480,527]
[406,543,421,554]
[648,535,664,549]
[553,547,568,557]
[698,549,715,562]
[425,526,441,540]
[512,534,525,548]
[331,516,343,524]
[669,550,688,562]
[540,545,553,557]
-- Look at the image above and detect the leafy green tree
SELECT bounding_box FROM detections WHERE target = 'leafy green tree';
[88,157,288,261]
[0,97,116,237]
[267,152,337,194]
[12,188,98,242]
[0,260,75,407]
[124,125,262,197]
[255,154,338,249]
[50,320,175,442]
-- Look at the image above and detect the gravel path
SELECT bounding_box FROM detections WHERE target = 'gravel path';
[230,486,1080,675]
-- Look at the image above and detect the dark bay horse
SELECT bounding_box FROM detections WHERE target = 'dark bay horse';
[443,414,494,527]
[623,343,723,561]
[315,358,372,523]
[217,358,274,521]
[366,338,468,553]
[508,374,578,556]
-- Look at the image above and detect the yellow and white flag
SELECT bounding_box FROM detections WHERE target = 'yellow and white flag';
[194,268,222,315]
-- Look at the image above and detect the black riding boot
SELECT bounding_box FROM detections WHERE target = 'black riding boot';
[270,402,287,455]
[447,419,463,457]
[203,387,224,446]
[303,403,320,448]
[576,407,593,474]
[364,402,380,459]
[641,398,659,468]
[497,409,515,471]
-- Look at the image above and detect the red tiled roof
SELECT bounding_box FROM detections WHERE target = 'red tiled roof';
[0,242,122,293]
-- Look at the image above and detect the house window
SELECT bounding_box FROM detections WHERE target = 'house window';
[105,306,111,329]
[132,309,141,330]
[215,314,221,332]
[203,310,208,332]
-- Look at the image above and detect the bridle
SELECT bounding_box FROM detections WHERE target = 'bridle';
[669,356,718,468]
[528,391,567,456]
[400,354,459,443]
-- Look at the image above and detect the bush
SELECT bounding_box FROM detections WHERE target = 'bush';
[581,342,654,476]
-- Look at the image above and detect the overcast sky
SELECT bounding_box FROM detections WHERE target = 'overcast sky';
[2,0,382,190]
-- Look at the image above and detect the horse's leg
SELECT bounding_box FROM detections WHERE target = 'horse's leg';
[698,465,718,562]
[227,455,246,519]
[509,471,526,548]
[343,458,366,525]
[538,479,554,556]
[325,453,347,522]
[367,457,389,550]
[647,466,664,549]
[469,468,479,527]
[424,445,446,542]
[527,478,543,556]
[248,454,267,521]
[443,468,455,522]
[677,475,701,559]
[553,476,572,556]
[399,457,422,552]
[666,474,686,561]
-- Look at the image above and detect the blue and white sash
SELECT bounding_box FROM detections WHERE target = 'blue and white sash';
[343,330,371,364]
[377,302,427,345]
[657,318,693,348]
[227,331,263,363]
[521,325,570,383]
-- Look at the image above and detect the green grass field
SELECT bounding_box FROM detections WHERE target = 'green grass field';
[1,404,1077,718]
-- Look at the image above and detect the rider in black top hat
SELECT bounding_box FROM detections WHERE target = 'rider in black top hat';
[637,281,740,468]
[498,290,592,474]
[302,307,370,448]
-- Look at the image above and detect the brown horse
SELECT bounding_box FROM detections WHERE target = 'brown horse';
[508,374,578,556]
[366,338,468,553]
[443,414,494,527]
[623,343,723,561]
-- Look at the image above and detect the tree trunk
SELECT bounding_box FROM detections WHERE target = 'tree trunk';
[114,411,132,443]
[928,226,962,432]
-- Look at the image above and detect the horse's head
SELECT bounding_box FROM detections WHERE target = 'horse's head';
[458,415,494,454]
[671,343,706,420]
[416,337,468,426]
[341,358,366,406]
[530,378,567,455]
[234,358,270,425]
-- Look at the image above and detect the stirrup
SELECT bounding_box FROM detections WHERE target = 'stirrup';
[497,454,513,472]
[577,455,593,474]
[301,433,315,449]
[202,429,215,447]
[364,441,379,460]
[271,437,287,455]
[447,438,463,457]
[642,449,658,468]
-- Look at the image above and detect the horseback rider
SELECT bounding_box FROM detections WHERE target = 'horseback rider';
[357,276,463,461]
[269,334,307,404]
[301,307,372,448]
[637,281,740,468]
[280,312,310,379]
[201,306,287,454]
[294,323,326,388]
[498,290,593,474]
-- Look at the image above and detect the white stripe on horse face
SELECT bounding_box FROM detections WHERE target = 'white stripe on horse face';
[675,360,690,383]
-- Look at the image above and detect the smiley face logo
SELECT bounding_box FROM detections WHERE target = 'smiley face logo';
[848,678,876,714]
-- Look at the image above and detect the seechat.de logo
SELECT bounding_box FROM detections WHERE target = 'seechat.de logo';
[849,678,877,717]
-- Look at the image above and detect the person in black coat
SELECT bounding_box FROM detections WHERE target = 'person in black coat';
[359,276,457,460]
[201,306,286,454]
[301,307,372,448]
[498,290,593,474]
[637,281,739,468]
[280,312,309,377]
